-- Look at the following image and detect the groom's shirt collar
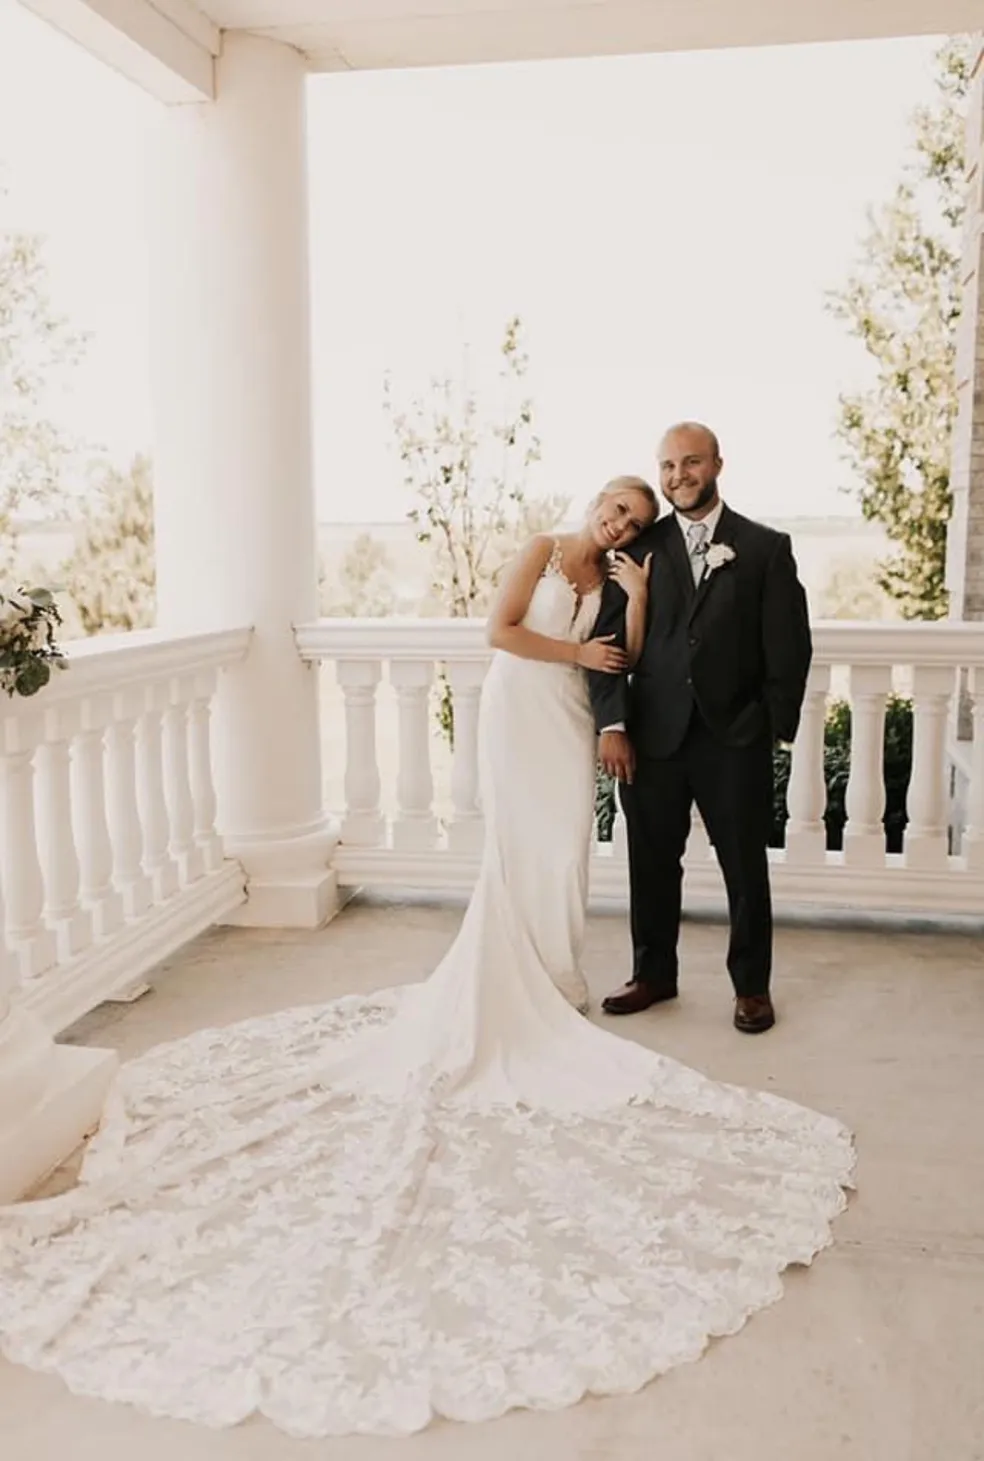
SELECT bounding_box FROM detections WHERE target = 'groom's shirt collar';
[674,498,724,542]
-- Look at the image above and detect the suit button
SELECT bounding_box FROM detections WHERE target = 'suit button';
[686,677,693,686]
[688,636,699,647]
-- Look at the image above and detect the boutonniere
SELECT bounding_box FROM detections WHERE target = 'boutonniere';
[704,543,736,574]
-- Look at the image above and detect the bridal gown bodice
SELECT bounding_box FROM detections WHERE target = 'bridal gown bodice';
[0,548,855,1440]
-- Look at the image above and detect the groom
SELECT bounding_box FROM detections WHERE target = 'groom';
[589,422,812,1033]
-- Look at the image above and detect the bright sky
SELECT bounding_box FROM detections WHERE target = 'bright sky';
[0,1,950,522]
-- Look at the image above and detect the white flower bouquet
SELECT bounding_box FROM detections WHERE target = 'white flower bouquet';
[0,587,67,698]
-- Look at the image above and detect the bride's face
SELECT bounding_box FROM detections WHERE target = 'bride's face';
[589,487,655,551]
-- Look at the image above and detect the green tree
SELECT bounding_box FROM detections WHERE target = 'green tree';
[386,316,569,619]
[827,37,973,620]
[0,208,85,571]
[321,532,397,618]
[59,454,156,635]
[817,555,899,620]
[386,317,569,742]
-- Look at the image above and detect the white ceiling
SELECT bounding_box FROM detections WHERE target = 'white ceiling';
[197,0,984,72]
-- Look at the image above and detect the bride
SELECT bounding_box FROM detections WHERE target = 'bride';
[0,476,854,1439]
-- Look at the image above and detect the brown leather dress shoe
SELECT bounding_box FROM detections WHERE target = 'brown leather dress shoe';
[601,980,678,1016]
[734,994,776,1034]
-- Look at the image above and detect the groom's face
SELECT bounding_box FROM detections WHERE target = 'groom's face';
[658,428,721,518]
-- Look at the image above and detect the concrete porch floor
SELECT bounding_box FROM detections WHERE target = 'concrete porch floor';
[3,896,984,1461]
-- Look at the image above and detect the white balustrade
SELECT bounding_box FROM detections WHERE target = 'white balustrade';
[785,662,832,863]
[106,688,154,919]
[842,663,892,867]
[162,679,205,886]
[188,670,224,873]
[391,659,438,851]
[905,665,956,870]
[0,714,57,979]
[963,664,984,873]
[336,660,384,847]
[0,627,249,1034]
[71,693,125,938]
[136,681,180,902]
[296,617,984,919]
[35,704,91,960]
[446,659,486,854]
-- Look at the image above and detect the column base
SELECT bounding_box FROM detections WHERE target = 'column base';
[0,1026,117,1204]
[219,819,342,929]
[222,868,341,929]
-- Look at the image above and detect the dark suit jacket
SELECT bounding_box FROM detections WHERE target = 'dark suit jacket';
[588,505,812,757]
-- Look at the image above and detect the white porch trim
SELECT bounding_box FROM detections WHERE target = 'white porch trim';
[18,0,218,101]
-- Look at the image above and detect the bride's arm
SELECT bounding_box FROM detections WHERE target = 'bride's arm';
[487,538,625,671]
[608,552,652,667]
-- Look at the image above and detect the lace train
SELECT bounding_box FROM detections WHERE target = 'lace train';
[0,991,854,1438]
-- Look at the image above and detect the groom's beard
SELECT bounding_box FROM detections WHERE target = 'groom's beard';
[664,477,719,515]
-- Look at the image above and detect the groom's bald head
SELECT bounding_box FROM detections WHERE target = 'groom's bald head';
[657,422,722,519]
[659,421,721,461]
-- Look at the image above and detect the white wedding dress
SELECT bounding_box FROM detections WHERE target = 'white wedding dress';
[0,549,855,1439]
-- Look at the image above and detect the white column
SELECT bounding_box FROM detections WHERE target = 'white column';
[336,661,385,847]
[390,660,438,851]
[446,660,486,854]
[148,33,337,929]
[784,663,831,865]
[843,664,892,867]
[905,664,955,870]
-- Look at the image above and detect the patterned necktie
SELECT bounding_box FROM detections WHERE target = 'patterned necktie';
[686,521,709,584]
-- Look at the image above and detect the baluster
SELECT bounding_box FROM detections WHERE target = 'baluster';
[188,669,224,872]
[162,678,204,885]
[446,660,486,854]
[785,663,832,864]
[336,660,384,847]
[905,663,955,870]
[105,687,154,917]
[71,693,124,937]
[0,870,17,1018]
[843,664,892,867]
[0,715,57,978]
[136,681,179,903]
[962,665,984,872]
[35,703,92,959]
[390,659,438,851]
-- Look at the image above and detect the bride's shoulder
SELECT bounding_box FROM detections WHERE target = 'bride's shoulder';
[519,534,561,568]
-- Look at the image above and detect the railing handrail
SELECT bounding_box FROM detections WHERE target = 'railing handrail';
[1,626,252,713]
[296,616,984,667]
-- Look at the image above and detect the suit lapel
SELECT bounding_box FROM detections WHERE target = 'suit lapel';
[688,504,739,624]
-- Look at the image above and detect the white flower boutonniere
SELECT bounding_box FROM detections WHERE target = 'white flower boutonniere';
[704,543,736,575]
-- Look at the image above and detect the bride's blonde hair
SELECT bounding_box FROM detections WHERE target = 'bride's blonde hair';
[595,475,658,516]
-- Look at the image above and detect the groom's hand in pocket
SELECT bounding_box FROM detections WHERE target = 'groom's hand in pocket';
[599,730,635,784]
